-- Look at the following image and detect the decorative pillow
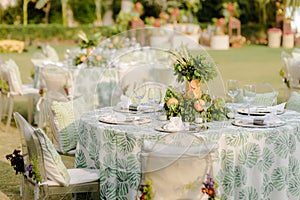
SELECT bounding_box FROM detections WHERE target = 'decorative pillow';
[51,100,78,154]
[286,91,300,112]
[34,128,70,186]
[253,92,278,106]
[236,89,278,106]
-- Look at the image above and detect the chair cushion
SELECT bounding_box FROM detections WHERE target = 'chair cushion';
[67,168,100,185]
[236,89,278,106]
[286,91,300,112]
[51,100,78,153]
[253,92,278,106]
[46,168,99,186]
[35,128,71,186]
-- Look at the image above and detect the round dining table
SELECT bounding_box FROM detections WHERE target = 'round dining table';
[74,105,300,200]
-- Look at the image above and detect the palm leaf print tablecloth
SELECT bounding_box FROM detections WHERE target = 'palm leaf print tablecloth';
[74,109,300,200]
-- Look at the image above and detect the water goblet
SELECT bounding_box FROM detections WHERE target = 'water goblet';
[148,87,162,118]
[133,85,146,105]
[243,84,256,117]
[227,79,239,103]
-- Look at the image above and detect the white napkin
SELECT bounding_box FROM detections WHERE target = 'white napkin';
[137,104,155,111]
[273,102,286,113]
[163,117,184,131]
[117,95,132,109]
[250,102,286,113]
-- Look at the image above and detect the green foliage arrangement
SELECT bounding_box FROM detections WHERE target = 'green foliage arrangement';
[164,45,231,122]
[26,154,42,183]
[164,87,230,122]
[169,45,217,82]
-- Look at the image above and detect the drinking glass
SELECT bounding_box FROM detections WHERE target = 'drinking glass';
[243,84,256,117]
[133,84,146,104]
[148,87,162,106]
[227,79,239,103]
[200,82,213,129]
[148,87,162,117]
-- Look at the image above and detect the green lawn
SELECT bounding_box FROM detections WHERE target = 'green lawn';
[0,43,293,104]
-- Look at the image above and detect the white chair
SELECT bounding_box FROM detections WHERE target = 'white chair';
[254,82,278,106]
[141,132,216,200]
[43,91,78,156]
[40,64,73,98]
[281,51,300,90]
[13,112,100,200]
[0,59,39,132]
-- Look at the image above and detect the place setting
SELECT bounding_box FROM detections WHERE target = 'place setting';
[98,108,151,125]
[231,84,286,128]
[154,116,203,133]
[113,84,164,114]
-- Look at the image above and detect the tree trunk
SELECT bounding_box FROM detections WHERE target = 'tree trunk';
[23,0,30,26]
[61,0,68,26]
[94,0,102,25]
[43,1,51,24]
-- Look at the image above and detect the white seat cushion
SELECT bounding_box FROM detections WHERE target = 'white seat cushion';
[45,168,99,186]
[68,168,100,185]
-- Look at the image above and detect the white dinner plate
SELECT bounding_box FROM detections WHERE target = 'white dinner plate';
[231,119,286,128]
[99,116,151,125]
[237,108,285,116]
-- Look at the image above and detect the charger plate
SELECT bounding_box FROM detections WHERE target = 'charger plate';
[237,108,285,116]
[232,119,286,128]
[99,116,151,125]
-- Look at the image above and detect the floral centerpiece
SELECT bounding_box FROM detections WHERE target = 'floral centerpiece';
[202,173,217,200]
[73,31,103,66]
[6,149,42,183]
[164,45,231,122]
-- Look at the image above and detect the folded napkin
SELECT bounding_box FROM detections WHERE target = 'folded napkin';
[163,117,184,132]
[250,102,286,113]
[117,95,132,109]
[129,104,155,112]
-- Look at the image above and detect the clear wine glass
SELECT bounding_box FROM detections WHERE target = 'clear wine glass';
[200,82,213,129]
[133,84,146,105]
[148,87,162,106]
[148,87,162,117]
[227,79,239,103]
[243,84,256,117]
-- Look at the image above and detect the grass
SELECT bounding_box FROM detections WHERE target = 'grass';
[0,42,293,103]
[0,42,296,199]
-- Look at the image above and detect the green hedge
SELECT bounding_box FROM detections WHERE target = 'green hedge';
[0,24,125,42]
[0,23,268,43]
